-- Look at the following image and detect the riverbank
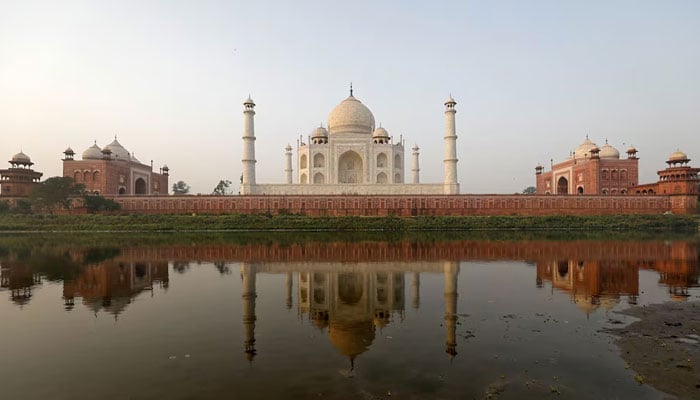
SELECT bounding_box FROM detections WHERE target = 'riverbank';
[0,213,697,232]
[607,302,700,399]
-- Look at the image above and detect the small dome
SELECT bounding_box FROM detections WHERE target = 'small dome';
[104,138,130,161]
[412,144,419,151]
[599,143,620,159]
[82,143,103,160]
[372,126,389,138]
[311,126,328,139]
[162,164,169,170]
[626,146,637,154]
[445,95,456,105]
[63,147,74,154]
[243,96,255,105]
[668,150,689,163]
[328,95,375,135]
[11,151,31,164]
[573,137,598,159]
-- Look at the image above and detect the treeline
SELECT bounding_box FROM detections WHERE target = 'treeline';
[0,213,696,233]
[0,177,120,215]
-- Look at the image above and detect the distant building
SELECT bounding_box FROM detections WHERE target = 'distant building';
[535,137,640,195]
[631,151,700,196]
[62,137,169,195]
[0,152,43,197]
[536,137,699,198]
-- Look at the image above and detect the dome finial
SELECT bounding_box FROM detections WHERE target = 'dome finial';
[349,82,353,97]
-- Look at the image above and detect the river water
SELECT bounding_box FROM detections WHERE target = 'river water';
[0,233,698,400]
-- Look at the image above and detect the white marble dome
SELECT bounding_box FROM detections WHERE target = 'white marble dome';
[82,143,103,160]
[328,95,375,135]
[573,137,597,159]
[311,126,328,139]
[104,138,130,161]
[373,126,389,138]
[600,143,620,159]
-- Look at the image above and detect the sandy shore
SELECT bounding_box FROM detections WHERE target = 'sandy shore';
[607,302,700,400]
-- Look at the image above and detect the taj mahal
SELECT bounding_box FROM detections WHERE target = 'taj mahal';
[240,86,460,195]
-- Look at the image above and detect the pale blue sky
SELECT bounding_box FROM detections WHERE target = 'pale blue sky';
[1,0,698,193]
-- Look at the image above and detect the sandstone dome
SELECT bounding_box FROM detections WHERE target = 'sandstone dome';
[668,150,689,163]
[328,95,375,135]
[82,143,103,160]
[11,151,31,164]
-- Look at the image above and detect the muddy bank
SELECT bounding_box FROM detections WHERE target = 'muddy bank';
[607,302,700,399]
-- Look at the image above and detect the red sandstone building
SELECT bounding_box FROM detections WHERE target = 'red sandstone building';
[0,152,43,197]
[535,137,640,195]
[536,137,699,200]
[62,138,169,195]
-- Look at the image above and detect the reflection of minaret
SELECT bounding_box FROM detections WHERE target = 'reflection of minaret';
[241,263,257,362]
[411,272,420,309]
[444,261,459,359]
[285,271,293,310]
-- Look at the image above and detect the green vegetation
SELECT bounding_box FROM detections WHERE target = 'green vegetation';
[172,180,190,194]
[0,213,696,233]
[30,176,85,213]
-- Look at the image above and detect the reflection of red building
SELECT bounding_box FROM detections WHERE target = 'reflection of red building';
[0,262,42,306]
[537,241,699,313]
[62,261,169,315]
[537,260,639,314]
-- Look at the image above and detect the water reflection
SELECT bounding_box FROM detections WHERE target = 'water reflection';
[0,236,698,399]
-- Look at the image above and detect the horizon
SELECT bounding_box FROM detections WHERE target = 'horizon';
[2,1,699,194]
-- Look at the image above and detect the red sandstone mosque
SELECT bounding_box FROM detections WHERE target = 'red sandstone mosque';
[535,136,700,199]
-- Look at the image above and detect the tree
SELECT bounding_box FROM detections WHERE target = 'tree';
[30,177,85,213]
[212,179,232,195]
[172,180,190,195]
[522,186,537,195]
[83,194,121,213]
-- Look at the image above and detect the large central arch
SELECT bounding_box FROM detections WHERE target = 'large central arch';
[338,151,363,184]
[556,176,568,195]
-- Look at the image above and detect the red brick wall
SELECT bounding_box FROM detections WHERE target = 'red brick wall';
[108,193,696,216]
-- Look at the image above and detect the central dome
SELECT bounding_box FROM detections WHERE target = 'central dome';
[328,95,375,135]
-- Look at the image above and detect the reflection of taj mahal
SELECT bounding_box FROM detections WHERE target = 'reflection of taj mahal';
[239,261,461,366]
[240,87,460,195]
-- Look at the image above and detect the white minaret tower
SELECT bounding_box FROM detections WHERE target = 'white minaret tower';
[284,144,293,184]
[241,96,257,194]
[443,96,459,194]
[411,144,420,184]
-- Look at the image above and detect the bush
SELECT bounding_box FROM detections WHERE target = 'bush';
[83,195,121,214]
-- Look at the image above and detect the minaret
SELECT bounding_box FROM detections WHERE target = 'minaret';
[411,272,420,309]
[241,96,257,194]
[411,145,420,184]
[284,144,293,184]
[443,96,459,194]
[285,271,293,310]
[444,261,459,359]
[241,262,257,362]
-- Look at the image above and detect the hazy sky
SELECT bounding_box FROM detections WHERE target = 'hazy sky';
[1,0,698,194]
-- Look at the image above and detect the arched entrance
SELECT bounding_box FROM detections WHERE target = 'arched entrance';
[118,187,126,195]
[556,177,568,194]
[338,151,363,184]
[134,178,147,194]
[577,186,583,194]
